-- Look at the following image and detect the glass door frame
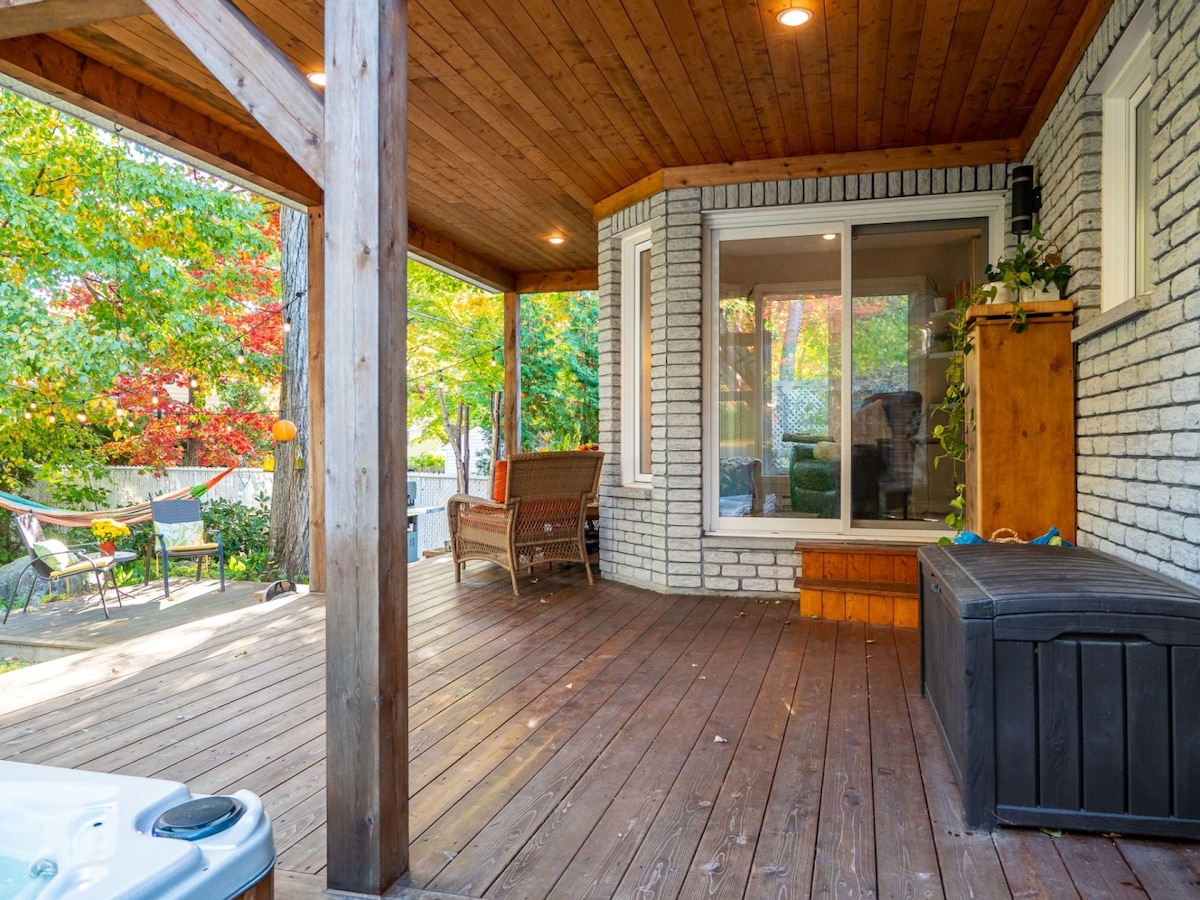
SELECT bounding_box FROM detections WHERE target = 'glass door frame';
[702,192,1006,539]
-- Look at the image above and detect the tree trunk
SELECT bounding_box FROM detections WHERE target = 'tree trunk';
[269,206,310,579]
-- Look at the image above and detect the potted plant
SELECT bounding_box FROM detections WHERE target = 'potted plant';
[91,517,130,556]
[931,228,1072,537]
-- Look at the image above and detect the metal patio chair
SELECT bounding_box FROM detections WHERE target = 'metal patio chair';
[10,512,119,621]
[147,497,226,598]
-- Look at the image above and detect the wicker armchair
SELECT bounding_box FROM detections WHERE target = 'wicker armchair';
[447,450,603,595]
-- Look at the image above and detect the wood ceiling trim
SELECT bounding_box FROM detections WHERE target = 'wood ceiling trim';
[592,139,1021,221]
[0,0,146,39]
[0,32,321,204]
[514,269,600,294]
[144,0,324,187]
[408,219,516,294]
[1018,0,1113,152]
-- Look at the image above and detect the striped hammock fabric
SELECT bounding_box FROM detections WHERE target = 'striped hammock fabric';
[0,464,240,528]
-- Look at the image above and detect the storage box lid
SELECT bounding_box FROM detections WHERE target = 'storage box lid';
[922,544,1200,619]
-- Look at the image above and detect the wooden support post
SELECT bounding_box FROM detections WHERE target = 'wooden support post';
[307,206,325,593]
[503,291,521,456]
[323,1,408,893]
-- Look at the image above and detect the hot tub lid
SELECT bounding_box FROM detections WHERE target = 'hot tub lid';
[935,545,1200,618]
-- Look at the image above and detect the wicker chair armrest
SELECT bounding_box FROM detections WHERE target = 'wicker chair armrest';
[447,493,506,510]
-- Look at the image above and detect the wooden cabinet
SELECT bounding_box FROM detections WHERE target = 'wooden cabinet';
[963,299,1075,542]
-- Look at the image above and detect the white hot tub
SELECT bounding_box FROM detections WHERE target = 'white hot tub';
[0,761,274,899]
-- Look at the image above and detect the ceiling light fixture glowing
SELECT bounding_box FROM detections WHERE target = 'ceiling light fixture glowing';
[306,71,326,87]
[548,235,565,245]
[777,6,813,27]
[822,232,838,241]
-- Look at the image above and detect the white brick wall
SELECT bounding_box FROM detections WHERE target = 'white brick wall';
[598,167,1006,596]
[1026,0,1200,589]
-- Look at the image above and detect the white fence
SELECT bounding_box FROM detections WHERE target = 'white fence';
[29,467,492,557]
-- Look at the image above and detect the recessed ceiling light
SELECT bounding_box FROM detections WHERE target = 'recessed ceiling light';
[822,233,838,241]
[306,71,326,87]
[777,7,813,27]
[548,235,565,245]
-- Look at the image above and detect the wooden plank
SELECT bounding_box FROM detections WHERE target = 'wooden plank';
[503,291,520,456]
[322,0,409,891]
[846,551,872,582]
[0,33,320,204]
[143,0,323,186]
[0,0,146,39]
[869,594,894,626]
[794,578,919,597]
[592,139,1022,221]
[824,552,848,581]
[800,587,823,618]
[745,619,836,898]
[822,589,846,621]
[869,554,896,583]
[1054,836,1146,899]
[1117,839,1200,898]
[893,597,919,629]
[866,626,941,900]
[514,269,599,293]
[304,205,325,592]
[993,830,1081,899]
[812,622,875,896]
[845,591,870,623]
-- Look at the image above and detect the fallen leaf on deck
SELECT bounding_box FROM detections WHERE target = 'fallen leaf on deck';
[1041,828,1063,838]
[737,611,747,617]
[565,683,573,689]
[866,639,876,644]
[713,735,728,743]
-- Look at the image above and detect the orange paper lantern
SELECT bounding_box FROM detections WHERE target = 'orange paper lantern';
[272,419,298,442]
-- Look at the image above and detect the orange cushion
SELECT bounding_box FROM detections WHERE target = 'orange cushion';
[493,459,508,502]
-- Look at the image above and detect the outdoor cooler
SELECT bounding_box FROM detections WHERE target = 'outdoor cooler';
[919,543,1200,838]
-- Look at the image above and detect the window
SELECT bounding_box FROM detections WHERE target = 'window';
[621,226,653,483]
[1098,5,1153,310]
[705,196,1003,537]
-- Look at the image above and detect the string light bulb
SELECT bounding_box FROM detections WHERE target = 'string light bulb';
[283,318,292,334]
[236,345,246,365]
[23,410,31,420]
[47,413,56,425]
[190,376,199,389]
[76,412,87,424]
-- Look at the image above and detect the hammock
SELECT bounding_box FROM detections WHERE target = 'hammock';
[0,464,240,528]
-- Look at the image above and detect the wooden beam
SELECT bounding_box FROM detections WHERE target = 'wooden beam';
[307,205,325,593]
[323,0,408,893]
[1018,0,1114,152]
[592,139,1022,220]
[515,268,600,293]
[0,33,321,205]
[0,0,145,39]
[408,219,516,293]
[503,291,521,457]
[143,0,324,188]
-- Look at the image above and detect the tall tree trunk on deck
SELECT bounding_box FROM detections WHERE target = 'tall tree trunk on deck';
[269,206,310,579]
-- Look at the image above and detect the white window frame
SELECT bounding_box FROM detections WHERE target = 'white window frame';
[620,224,653,486]
[702,193,1006,539]
[1096,3,1153,311]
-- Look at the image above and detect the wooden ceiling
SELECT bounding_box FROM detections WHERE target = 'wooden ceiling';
[0,0,1110,292]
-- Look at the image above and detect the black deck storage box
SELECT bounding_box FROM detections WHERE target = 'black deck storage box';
[919,543,1200,838]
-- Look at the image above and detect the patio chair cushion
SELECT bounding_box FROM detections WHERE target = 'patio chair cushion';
[49,556,113,578]
[167,541,220,553]
[33,539,74,571]
[156,520,204,549]
[493,459,508,502]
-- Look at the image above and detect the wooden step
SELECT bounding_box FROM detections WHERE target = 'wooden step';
[794,542,923,627]
[793,578,918,597]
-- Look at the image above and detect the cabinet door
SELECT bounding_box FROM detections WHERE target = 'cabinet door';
[965,308,1075,542]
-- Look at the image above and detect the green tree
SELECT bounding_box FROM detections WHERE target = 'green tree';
[405,261,598,457]
[0,88,281,502]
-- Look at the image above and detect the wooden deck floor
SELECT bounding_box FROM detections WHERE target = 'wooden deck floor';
[0,557,1198,899]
